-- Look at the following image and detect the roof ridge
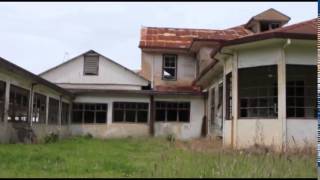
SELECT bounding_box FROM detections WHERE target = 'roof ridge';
[142,26,221,32]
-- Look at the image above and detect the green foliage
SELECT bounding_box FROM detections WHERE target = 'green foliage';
[0,137,315,178]
[166,134,176,143]
[43,133,59,144]
[83,133,93,139]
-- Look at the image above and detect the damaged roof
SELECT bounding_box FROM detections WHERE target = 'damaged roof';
[139,25,253,50]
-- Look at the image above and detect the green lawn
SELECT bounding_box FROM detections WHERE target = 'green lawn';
[0,137,316,178]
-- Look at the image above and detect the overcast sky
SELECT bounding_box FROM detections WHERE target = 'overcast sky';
[0,2,317,74]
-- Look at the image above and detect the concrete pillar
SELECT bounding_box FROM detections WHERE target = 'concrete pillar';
[107,102,112,125]
[3,80,10,125]
[29,84,35,126]
[278,47,287,151]
[231,51,238,148]
[222,59,227,146]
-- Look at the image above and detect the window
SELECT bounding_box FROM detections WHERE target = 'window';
[270,23,280,30]
[218,83,223,108]
[0,81,5,122]
[225,73,232,120]
[239,65,277,118]
[32,93,46,123]
[72,103,107,124]
[61,102,69,125]
[48,98,59,125]
[155,101,190,122]
[8,85,29,122]
[286,65,316,118]
[84,54,99,75]
[113,102,148,123]
[162,54,177,80]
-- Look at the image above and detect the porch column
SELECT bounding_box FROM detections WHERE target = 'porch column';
[231,51,238,148]
[3,80,10,125]
[278,48,287,151]
[222,59,227,146]
[29,84,35,126]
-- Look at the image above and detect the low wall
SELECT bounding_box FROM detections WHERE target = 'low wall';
[236,119,283,150]
[69,123,149,138]
[286,119,317,148]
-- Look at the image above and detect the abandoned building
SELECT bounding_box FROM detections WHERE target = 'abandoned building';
[0,8,317,150]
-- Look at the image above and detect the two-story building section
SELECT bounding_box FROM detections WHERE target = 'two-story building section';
[0,8,317,151]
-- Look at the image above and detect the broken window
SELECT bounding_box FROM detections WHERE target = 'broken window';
[48,98,59,124]
[0,81,5,122]
[32,93,46,124]
[8,85,29,122]
[239,65,277,118]
[162,54,177,80]
[225,73,232,120]
[61,102,69,125]
[84,54,99,75]
[286,65,316,118]
[112,102,149,123]
[72,103,107,124]
[155,101,190,122]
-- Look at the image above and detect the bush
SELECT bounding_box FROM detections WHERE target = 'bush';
[83,133,93,139]
[166,134,176,143]
[44,133,59,144]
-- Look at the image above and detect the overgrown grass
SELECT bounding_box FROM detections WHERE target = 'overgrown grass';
[0,137,316,178]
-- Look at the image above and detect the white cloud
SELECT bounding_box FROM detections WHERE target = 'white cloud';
[0,2,316,74]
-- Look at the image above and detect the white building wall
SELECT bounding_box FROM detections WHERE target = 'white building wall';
[0,66,72,143]
[286,120,317,148]
[69,94,150,138]
[41,55,148,89]
[149,53,197,87]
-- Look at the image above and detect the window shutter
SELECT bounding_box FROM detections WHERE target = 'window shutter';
[84,55,99,75]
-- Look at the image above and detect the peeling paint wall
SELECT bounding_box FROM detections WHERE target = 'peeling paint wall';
[141,52,197,88]
[69,124,149,139]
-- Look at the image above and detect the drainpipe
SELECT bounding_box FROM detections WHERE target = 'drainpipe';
[281,38,291,152]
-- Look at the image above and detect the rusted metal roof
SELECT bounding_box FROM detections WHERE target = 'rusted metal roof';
[139,25,253,50]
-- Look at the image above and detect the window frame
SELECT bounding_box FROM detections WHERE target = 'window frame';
[155,101,190,123]
[162,54,178,81]
[112,102,149,123]
[0,81,5,122]
[238,65,278,119]
[286,64,317,119]
[48,97,59,125]
[225,73,232,120]
[72,103,108,124]
[8,84,30,123]
[32,92,47,124]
